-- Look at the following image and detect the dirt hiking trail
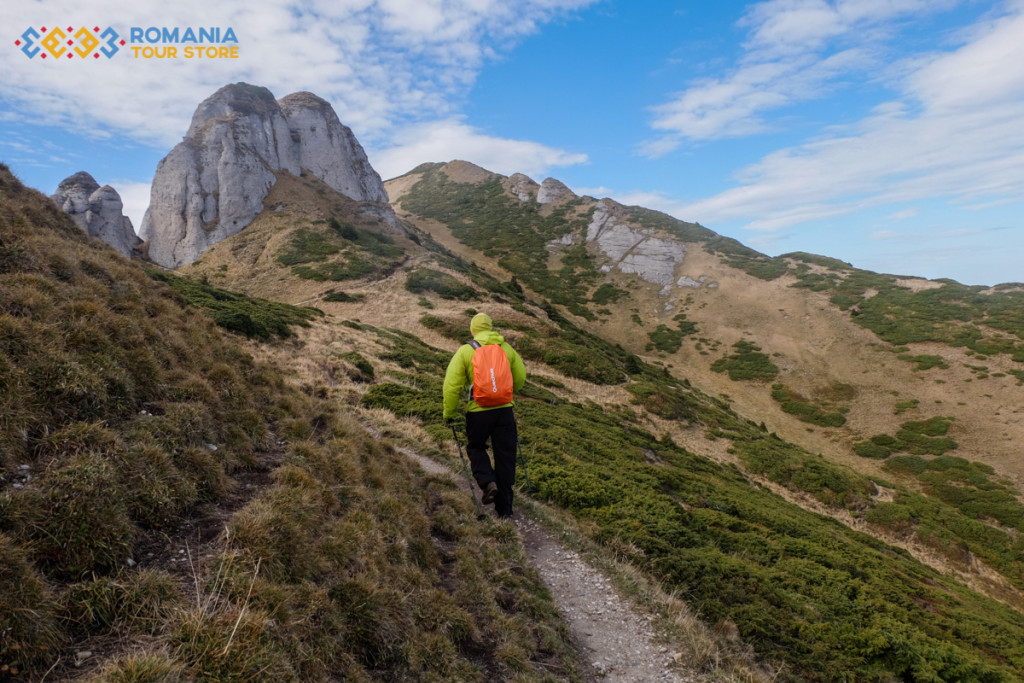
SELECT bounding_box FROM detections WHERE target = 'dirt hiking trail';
[395,443,695,682]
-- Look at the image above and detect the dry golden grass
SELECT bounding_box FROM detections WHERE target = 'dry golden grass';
[0,166,588,682]
[182,170,420,307]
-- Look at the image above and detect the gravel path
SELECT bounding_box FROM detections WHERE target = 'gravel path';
[397,444,693,682]
[515,516,691,682]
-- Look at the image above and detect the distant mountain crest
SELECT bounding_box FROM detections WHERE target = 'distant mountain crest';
[141,82,390,268]
[537,177,576,204]
[51,171,140,257]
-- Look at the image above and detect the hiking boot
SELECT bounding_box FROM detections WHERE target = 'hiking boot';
[481,482,498,505]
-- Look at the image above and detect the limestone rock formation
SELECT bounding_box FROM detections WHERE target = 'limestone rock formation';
[52,171,140,257]
[586,200,686,296]
[140,82,390,268]
[278,92,388,205]
[537,177,576,204]
[507,173,539,202]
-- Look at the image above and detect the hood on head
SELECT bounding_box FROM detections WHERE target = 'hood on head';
[470,313,492,336]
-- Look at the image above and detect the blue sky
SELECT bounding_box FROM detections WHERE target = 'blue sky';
[2,0,1023,286]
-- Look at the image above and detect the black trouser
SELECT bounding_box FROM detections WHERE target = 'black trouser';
[465,406,518,517]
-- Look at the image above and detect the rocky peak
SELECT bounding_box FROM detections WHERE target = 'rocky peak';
[507,173,540,202]
[52,171,140,258]
[55,171,100,205]
[537,177,576,204]
[186,83,280,136]
[278,92,387,204]
[141,82,390,268]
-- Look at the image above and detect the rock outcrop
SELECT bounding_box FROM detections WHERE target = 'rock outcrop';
[140,83,390,268]
[586,200,687,296]
[51,172,140,257]
[537,177,576,204]
[278,92,388,205]
[507,173,539,202]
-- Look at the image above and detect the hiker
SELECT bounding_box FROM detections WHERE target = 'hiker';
[443,313,526,518]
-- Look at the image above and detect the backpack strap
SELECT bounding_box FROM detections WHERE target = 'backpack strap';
[466,340,479,402]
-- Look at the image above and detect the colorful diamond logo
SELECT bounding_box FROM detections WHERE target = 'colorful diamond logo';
[20,25,122,60]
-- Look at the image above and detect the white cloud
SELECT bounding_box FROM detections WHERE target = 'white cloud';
[369,119,587,180]
[643,0,963,151]
[0,0,598,148]
[111,179,155,235]
[665,4,1024,235]
[739,0,845,55]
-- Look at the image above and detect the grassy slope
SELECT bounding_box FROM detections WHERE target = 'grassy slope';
[385,163,1024,550]
[386,163,1024,491]
[0,166,581,682]
[11,155,1024,680]
[179,170,418,305]
[355,303,1024,681]
[375,162,1024,681]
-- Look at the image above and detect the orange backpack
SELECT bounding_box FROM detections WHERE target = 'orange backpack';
[468,340,514,407]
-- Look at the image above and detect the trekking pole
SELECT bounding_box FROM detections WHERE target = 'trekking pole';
[517,438,533,494]
[451,423,487,521]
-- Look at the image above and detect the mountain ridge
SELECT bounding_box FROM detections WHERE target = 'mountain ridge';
[385,160,1024,491]
[8,80,1024,680]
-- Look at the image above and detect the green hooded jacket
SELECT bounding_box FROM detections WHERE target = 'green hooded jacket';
[443,313,526,420]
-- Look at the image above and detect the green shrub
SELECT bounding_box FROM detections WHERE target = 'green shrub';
[901,416,954,436]
[419,314,466,342]
[516,335,624,385]
[276,228,341,265]
[711,341,779,382]
[853,441,892,459]
[322,291,366,303]
[591,283,628,305]
[898,354,949,370]
[146,269,321,339]
[626,383,696,421]
[398,168,597,312]
[790,264,1024,358]
[338,351,375,382]
[771,384,847,427]
[647,324,685,353]
[329,217,359,240]
[882,455,1024,532]
[894,399,920,415]
[293,257,376,282]
[857,417,959,460]
[405,268,478,301]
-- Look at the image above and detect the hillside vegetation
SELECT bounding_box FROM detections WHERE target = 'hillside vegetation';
[376,161,1024,680]
[357,305,1024,681]
[0,166,582,682]
[7,155,1024,681]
